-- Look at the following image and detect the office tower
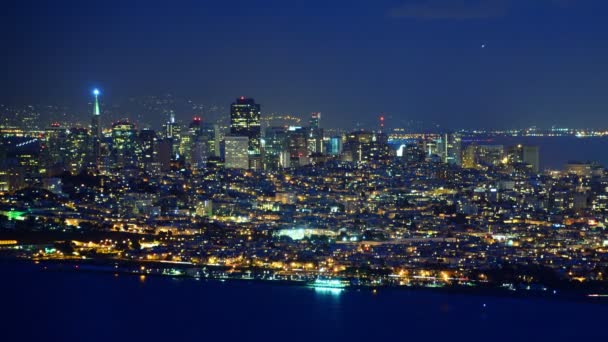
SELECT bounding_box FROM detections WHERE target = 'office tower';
[162,111,182,160]
[110,120,138,171]
[523,146,540,173]
[230,97,261,154]
[310,112,321,129]
[264,126,289,169]
[287,126,309,166]
[478,145,504,167]
[90,89,101,171]
[437,133,461,166]
[156,139,172,173]
[342,131,389,162]
[224,136,249,169]
[65,127,90,175]
[307,112,324,155]
[327,136,342,156]
[507,145,540,173]
[181,117,201,169]
[137,129,159,175]
[462,144,477,168]
[201,122,220,158]
[43,122,68,175]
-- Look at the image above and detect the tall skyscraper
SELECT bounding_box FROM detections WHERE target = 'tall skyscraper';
[90,88,101,171]
[137,129,159,174]
[308,112,323,155]
[110,120,138,171]
[263,126,289,169]
[310,112,321,129]
[437,133,462,166]
[224,136,249,169]
[66,127,90,175]
[162,111,182,160]
[230,97,261,154]
[43,122,68,174]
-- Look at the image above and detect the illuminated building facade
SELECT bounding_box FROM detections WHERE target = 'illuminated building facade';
[437,133,462,166]
[110,121,138,171]
[224,136,249,169]
[90,88,101,171]
[230,97,261,154]
[65,127,90,175]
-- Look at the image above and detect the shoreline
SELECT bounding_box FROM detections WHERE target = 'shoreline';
[3,258,607,305]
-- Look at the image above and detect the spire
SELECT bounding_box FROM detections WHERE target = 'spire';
[93,88,101,116]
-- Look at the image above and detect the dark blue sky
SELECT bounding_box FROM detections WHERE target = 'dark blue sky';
[2,0,608,129]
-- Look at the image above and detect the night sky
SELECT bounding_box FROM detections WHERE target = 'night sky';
[2,0,608,129]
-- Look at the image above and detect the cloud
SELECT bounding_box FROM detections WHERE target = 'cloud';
[388,0,576,20]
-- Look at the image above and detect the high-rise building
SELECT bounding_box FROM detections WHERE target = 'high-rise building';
[437,133,461,166]
[137,129,159,174]
[523,146,540,173]
[478,145,504,167]
[162,111,182,160]
[224,136,249,169]
[342,131,390,162]
[263,126,289,169]
[310,112,321,129]
[90,88,101,171]
[462,144,477,169]
[308,112,324,155]
[230,97,261,154]
[326,136,342,156]
[463,144,504,169]
[66,127,90,175]
[201,122,220,158]
[507,145,540,173]
[287,126,309,166]
[43,122,68,175]
[110,121,138,171]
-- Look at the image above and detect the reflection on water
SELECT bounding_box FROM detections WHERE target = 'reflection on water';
[313,287,343,297]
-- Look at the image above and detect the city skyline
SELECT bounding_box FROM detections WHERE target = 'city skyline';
[3,0,608,129]
[3,2,608,340]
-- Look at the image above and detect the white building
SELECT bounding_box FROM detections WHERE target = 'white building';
[224,136,249,169]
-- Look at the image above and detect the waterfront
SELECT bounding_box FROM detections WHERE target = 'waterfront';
[469,136,608,170]
[3,261,607,341]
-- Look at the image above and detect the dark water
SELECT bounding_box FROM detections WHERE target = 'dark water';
[3,261,607,341]
[467,136,608,170]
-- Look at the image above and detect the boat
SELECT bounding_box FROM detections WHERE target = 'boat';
[310,278,350,289]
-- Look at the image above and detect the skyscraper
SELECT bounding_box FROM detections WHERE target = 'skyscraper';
[162,111,182,160]
[230,97,261,154]
[327,136,342,156]
[110,120,138,171]
[137,129,159,175]
[224,136,249,169]
[437,133,462,166]
[523,146,540,173]
[90,88,101,171]
[308,112,323,155]
[310,112,321,129]
[263,126,289,169]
